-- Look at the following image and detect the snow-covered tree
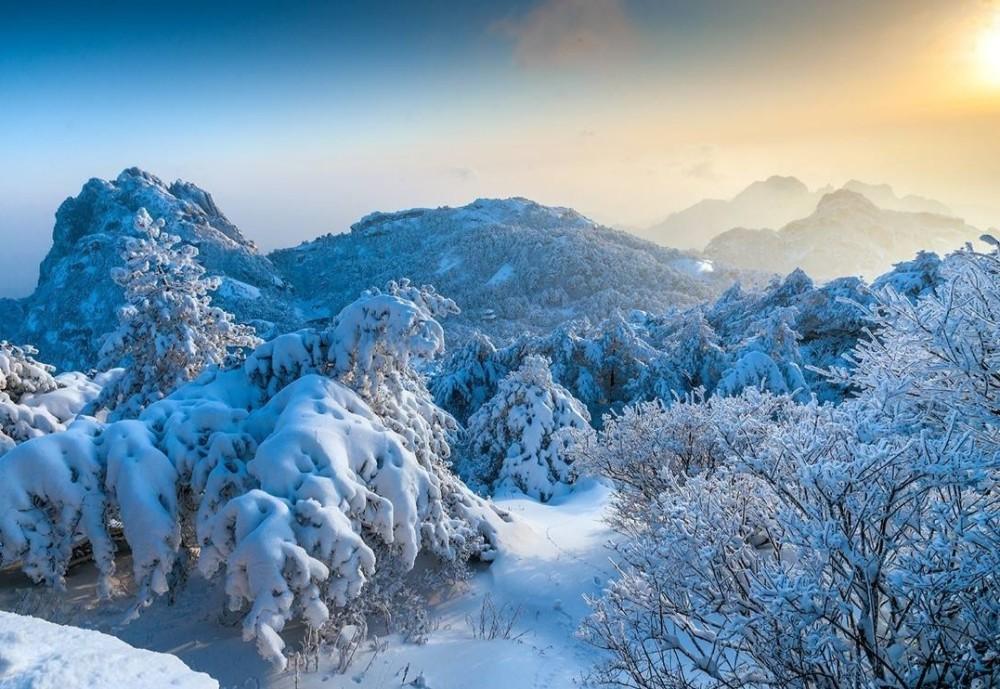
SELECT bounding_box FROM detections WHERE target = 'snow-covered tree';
[460,355,592,501]
[95,209,259,418]
[431,333,507,423]
[716,308,811,401]
[0,283,501,669]
[0,341,58,401]
[0,342,62,453]
[582,244,1000,689]
[369,278,460,321]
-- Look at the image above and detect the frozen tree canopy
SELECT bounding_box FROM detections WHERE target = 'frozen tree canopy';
[581,244,1000,689]
[0,342,103,456]
[95,209,260,418]
[460,355,592,502]
[0,286,501,668]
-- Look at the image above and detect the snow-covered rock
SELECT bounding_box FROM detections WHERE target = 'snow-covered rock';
[2,173,746,372]
[0,611,218,689]
[2,169,296,370]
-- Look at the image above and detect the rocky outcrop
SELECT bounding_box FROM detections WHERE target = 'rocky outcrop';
[4,169,299,370]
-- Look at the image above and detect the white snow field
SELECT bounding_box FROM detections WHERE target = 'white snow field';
[0,611,218,689]
[0,481,614,689]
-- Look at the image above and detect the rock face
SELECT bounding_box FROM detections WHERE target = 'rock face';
[705,189,978,280]
[1,175,740,372]
[5,169,298,370]
[271,197,740,343]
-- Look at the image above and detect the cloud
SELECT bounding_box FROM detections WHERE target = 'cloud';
[492,0,639,69]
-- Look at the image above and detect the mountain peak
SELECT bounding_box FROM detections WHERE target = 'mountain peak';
[350,197,596,237]
[736,175,809,200]
[815,188,880,214]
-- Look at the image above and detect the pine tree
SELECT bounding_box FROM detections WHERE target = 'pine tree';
[461,355,592,501]
[96,209,259,418]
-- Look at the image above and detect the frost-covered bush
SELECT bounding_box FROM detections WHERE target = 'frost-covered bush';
[95,209,259,418]
[460,355,592,501]
[432,266,881,422]
[431,333,505,424]
[0,342,103,455]
[573,390,796,537]
[0,285,501,669]
[582,245,1000,689]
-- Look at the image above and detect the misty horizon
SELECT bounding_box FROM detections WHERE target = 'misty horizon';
[0,166,991,298]
[4,0,1000,296]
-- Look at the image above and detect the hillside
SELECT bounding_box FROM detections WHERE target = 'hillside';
[705,189,978,280]
[270,197,740,342]
[640,175,824,250]
[0,172,742,371]
[642,175,957,252]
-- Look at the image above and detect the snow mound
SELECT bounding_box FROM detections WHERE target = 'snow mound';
[0,611,217,689]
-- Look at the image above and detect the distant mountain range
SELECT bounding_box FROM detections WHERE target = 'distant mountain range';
[0,169,742,371]
[640,175,959,252]
[704,189,978,280]
[637,175,977,280]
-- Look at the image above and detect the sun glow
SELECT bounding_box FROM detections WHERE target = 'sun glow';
[978,16,1000,85]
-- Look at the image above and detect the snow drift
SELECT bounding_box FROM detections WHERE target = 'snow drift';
[0,611,218,689]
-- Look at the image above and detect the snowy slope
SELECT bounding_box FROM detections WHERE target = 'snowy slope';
[272,197,742,343]
[1,174,746,372]
[0,611,218,689]
[0,482,614,689]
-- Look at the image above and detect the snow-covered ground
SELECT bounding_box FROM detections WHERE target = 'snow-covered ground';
[0,611,217,689]
[0,481,614,689]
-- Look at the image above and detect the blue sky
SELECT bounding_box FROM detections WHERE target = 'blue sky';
[3,0,999,296]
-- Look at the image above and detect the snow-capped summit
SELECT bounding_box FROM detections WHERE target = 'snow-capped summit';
[351,197,595,238]
[274,196,740,343]
[2,168,296,370]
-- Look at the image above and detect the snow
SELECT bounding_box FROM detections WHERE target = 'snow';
[486,263,515,287]
[0,611,218,689]
[435,253,462,275]
[216,277,263,301]
[342,480,614,689]
[0,481,614,689]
